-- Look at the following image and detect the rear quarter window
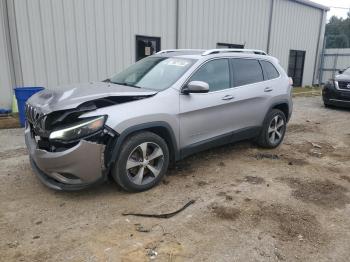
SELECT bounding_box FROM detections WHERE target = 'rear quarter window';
[231,58,264,87]
[260,60,280,80]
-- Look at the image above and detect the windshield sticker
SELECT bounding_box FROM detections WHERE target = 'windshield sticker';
[165,59,190,67]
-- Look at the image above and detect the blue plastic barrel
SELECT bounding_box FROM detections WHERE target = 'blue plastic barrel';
[14,87,45,127]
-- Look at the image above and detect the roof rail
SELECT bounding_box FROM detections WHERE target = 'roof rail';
[202,49,267,56]
[156,49,204,54]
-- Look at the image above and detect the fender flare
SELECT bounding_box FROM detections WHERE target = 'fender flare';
[267,99,291,122]
[105,121,179,168]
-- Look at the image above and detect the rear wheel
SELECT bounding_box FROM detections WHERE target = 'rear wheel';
[256,109,286,148]
[112,132,169,192]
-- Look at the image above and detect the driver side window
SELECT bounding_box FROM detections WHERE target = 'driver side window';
[189,59,230,92]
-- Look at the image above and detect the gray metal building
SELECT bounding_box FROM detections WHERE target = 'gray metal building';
[0,0,329,110]
[320,48,350,83]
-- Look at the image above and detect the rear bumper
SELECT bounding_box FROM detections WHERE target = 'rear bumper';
[25,125,106,190]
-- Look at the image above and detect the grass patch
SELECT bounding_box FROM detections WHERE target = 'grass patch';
[292,86,322,97]
[0,113,20,129]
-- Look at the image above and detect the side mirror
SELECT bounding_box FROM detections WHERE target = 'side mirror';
[182,81,209,94]
[338,70,344,74]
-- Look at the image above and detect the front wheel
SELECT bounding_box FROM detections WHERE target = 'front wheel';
[112,132,169,192]
[323,101,332,108]
[256,109,287,148]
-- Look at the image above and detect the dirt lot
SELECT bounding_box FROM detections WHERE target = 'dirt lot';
[1,96,350,262]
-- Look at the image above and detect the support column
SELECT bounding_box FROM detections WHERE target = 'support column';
[0,0,14,111]
[175,0,179,49]
[266,0,275,54]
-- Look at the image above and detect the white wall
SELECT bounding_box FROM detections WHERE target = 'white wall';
[178,0,272,51]
[0,0,327,110]
[321,48,350,82]
[178,0,325,86]
[0,0,13,110]
[268,0,324,86]
[12,0,177,90]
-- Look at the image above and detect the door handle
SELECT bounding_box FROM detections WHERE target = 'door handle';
[222,95,234,101]
[264,87,273,92]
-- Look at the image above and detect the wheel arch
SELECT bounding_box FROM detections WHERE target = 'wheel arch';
[269,101,290,122]
[105,122,179,169]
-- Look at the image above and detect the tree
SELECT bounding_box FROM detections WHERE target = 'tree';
[325,12,350,48]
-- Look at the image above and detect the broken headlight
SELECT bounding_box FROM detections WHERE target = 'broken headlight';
[49,116,107,141]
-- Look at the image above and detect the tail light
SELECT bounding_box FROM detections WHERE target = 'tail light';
[288,77,293,86]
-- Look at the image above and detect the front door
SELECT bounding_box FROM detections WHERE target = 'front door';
[179,58,236,149]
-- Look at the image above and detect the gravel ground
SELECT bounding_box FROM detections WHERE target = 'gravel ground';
[0,96,350,262]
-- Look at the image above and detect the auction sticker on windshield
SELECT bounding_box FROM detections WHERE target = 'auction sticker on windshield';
[164,58,190,67]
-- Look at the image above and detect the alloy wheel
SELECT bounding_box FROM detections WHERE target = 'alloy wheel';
[126,142,164,185]
[268,115,285,145]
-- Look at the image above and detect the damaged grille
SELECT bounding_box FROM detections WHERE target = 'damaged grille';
[25,104,41,124]
[25,104,47,135]
[338,81,350,91]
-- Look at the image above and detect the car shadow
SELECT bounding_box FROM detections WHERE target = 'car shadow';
[49,140,255,198]
[323,105,350,112]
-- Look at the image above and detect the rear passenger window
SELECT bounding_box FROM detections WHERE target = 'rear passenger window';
[189,59,230,92]
[260,60,280,80]
[231,59,263,86]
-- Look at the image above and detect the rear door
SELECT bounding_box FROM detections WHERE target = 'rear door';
[228,58,274,131]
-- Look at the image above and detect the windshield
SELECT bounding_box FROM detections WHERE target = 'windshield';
[343,68,350,75]
[110,57,196,91]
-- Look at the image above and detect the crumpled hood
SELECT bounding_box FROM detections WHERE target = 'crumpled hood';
[27,82,157,114]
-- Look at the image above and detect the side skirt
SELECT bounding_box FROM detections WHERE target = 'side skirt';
[180,126,261,160]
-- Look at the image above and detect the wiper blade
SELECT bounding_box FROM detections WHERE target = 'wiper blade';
[111,81,140,88]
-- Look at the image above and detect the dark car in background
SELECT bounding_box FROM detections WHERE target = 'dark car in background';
[323,67,350,108]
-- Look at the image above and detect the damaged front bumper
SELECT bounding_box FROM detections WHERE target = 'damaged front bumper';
[25,125,107,191]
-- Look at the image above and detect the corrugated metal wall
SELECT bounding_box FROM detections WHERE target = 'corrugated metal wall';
[178,0,271,51]
[179,0,324,86]
[0,0,13,110]
[12,0,177,90]
[269,0,323,86]
[321,48,350,82]
[1,0,327,109]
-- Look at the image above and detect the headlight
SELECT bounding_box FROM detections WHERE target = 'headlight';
[334,80,339,90]
[49,116,106,141]
[325,80,338,91]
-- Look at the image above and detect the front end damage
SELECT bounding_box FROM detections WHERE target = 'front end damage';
[24,85,156,190]
[25,130,107,190]
[25,105,116,190]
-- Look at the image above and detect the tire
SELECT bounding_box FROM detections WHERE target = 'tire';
[324,102,332,108]
[323,95,332,108]
[112,131,169,192]
[256,109,287,148]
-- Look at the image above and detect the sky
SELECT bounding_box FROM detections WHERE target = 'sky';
[312,0,350,20]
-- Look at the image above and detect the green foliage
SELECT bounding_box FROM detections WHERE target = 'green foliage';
[325,12,350,48]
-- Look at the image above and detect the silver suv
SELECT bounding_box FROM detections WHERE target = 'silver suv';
[25,49,293,192]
